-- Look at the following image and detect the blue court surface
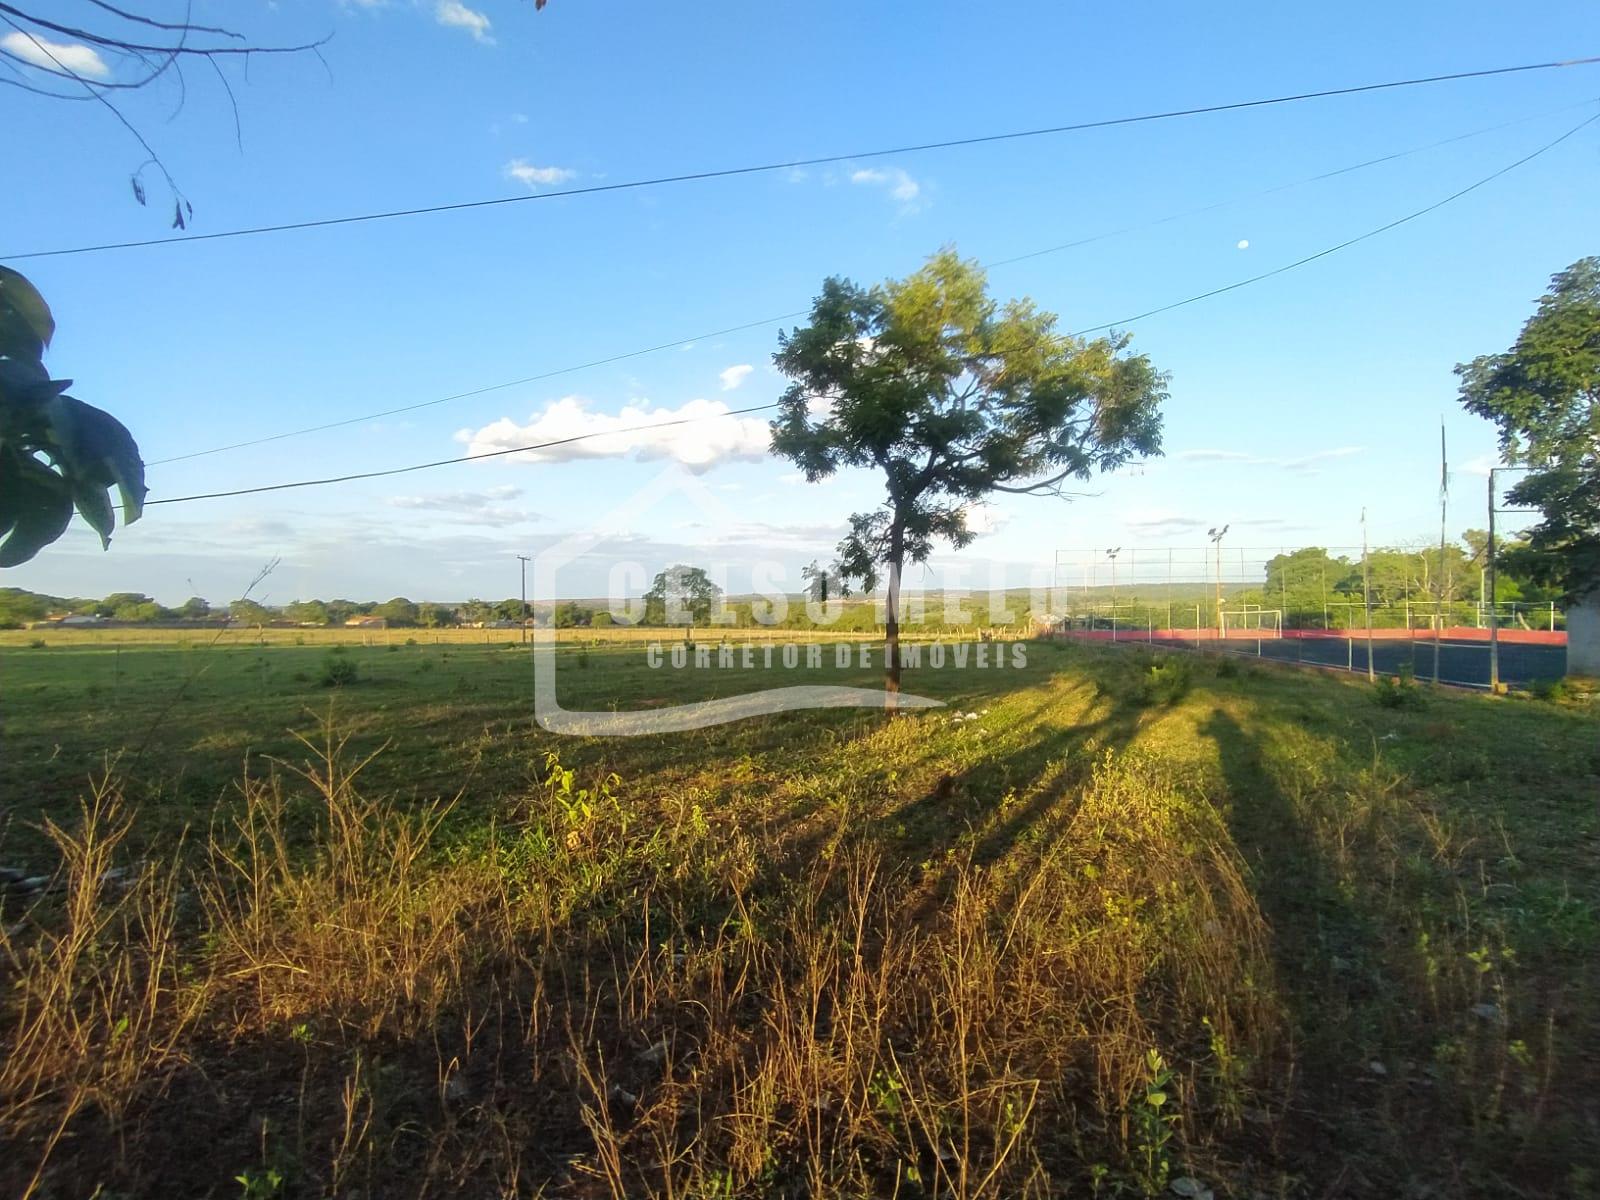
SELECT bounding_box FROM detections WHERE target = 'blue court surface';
[1137,635,1566,690]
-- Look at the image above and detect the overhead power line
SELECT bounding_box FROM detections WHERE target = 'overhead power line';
[145,107,1597,507]
[984,96,1596,269]
[147,312,807,464]
[1069,108,1599,334]
[151,100,1591,467]
[6,54,1598,262]
[144,402,782,505]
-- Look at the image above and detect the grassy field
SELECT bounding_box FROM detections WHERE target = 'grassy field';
[1,632,1597,1198]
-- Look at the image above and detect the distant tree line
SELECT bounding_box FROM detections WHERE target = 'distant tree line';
[0,532,1566,634]
[0,588,208,628]
[1069,531,1563,633]
[1232,532,1559,629]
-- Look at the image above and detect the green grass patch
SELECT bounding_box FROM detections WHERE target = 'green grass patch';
[0,635,1595,1197]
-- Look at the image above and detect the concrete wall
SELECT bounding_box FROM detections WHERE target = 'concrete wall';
[1569,597,1600,676]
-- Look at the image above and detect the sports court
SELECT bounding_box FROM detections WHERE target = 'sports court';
[1060,628,1567,689]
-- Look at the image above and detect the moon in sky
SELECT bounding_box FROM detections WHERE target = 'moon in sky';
[1236,239,1250,250]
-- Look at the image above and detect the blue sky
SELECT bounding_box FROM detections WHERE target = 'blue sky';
[3,0,1597,607]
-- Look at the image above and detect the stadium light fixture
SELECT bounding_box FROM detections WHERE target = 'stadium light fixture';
[1207,525,1229,634]
[1106,547,1121,640]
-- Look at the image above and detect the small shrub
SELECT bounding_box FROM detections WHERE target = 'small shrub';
[1213,656,1240,678]
[577,649,590,669]
[1373,665,1423,709]
[318,651,359,688]
[27,637,47,649]
[405,637,418,646]
[1530,677,1570,703]
[386,643,399,653]
[1136,657,1191,706]
[1130,1048,1176,1194]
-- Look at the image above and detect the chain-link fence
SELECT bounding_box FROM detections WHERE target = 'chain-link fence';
[1050,545,1563,633]
[1047,544,1567,689]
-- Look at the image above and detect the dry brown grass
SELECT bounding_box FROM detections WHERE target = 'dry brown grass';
[0,783,202,1198]
[200,728,502,1040]
[2,656,1594,1198]
[541,751,1276,1198]
[6,735,1272,1196]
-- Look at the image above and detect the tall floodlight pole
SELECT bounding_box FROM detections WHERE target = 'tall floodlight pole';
[1487,471,1500,692]
[516,554,531,645]
[1166,548,1174,633]
[1106,547,1121,641]
[1207,525,1229,638]
[1435,420,1449,685]
[1361,509,1375,681]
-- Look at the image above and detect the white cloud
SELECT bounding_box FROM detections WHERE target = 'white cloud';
[387,486,535,525]
[719,364,754,391]
[1176,446,1363,474]
[1123,509,1210,537]
[456,396,771,474]
[505,159,576,188]
[692,519,845,548]
[1458,454,1499,479]
[961,504,1010,537]
[850,166,923,210]
[435,0,493,42]
[1236,239,1250,250]
[1,32,110,78]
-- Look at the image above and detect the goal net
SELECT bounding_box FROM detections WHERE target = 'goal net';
[1219,608,1283,637]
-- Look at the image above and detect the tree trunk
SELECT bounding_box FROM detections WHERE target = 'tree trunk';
[885,525,905,701]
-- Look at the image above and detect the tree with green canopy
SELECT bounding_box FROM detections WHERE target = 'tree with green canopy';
[418,603,456,628]
[286,600,332,626]
[553,602,594,628]
[487,599,524,623]
[97,591,155,618]
[0,587,56,627]
[374,598,420,626]
[228,599,272,626]
[1457,257,1600,601]
[644,565,723,627]
[325,600,364,625]
[801,559,851,608]
[771,250,1168,692]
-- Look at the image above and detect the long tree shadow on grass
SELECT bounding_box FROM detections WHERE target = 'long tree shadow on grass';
[842,682,1155,930]
[1199,704,1559,1197]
